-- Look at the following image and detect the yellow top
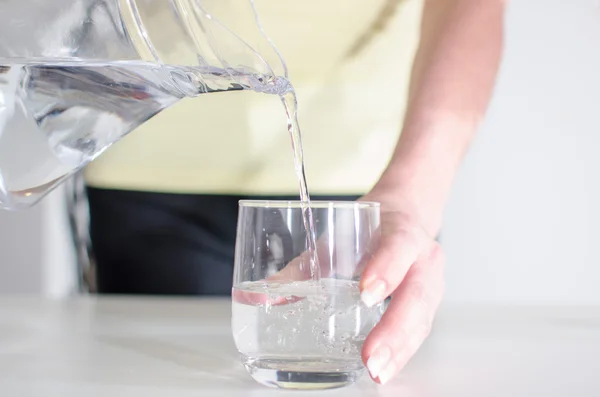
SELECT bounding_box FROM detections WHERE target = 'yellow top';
[84,0,423,195]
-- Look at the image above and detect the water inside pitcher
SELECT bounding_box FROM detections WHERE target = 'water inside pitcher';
[0,0,287,210]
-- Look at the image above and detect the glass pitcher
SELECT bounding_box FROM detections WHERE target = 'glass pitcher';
[0,0,287,210]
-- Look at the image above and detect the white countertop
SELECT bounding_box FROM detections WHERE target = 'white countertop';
[0,296,599,396]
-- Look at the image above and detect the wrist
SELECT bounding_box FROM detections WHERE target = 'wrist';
[365,177,446,238]
[369,154,459,237]
[370,113,478,235]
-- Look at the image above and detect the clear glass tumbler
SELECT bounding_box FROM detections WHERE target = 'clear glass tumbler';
[232,200,385,390]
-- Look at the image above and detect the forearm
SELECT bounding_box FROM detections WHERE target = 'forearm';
[374,0,506,235]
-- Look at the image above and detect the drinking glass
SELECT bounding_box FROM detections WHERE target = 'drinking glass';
[231,200,385,390]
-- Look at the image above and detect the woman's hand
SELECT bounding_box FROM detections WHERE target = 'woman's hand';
[358,192,445,385]
[356,0,506,384]
[229,191,445,386]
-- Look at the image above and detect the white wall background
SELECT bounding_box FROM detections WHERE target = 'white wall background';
[0,185,76,297]
[1,0,600,303]
[443,0,600,304]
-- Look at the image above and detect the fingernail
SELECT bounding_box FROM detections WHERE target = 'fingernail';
[366,345,391,379]
[377,361,397,386]
[361,280,387,308]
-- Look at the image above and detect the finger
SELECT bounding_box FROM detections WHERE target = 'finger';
[232,287,302,306]
[235,209,379,306]
[275,205,377,283]
[233,233,334,306]
[359,218,431,308]
[269,231,336,281]
[362,243,445,385]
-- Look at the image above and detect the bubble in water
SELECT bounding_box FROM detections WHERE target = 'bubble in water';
[232,279,383,368]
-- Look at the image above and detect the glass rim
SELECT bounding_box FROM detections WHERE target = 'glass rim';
[238,200,380,209]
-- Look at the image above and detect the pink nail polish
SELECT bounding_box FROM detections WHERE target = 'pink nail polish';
[366,345,391,379]
[377,361,397,385]
[361,280,387,308]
